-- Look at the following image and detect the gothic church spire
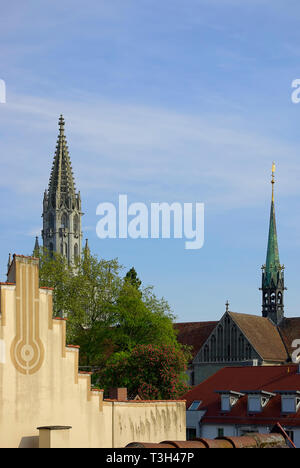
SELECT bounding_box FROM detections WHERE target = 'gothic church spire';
[261,163,285,324]
[42,116,83,264]
[48,114,76,203]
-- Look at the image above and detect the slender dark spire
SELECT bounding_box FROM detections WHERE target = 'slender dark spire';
[7,253,12,275]
[33,237,40,257]
[261,163,285,324]
[265,163,281,287]
[84,238,90,256]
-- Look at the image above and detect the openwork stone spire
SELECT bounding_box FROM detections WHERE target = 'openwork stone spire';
[261,163,285,324]
[42,116,83,265]
[48,115,76,204]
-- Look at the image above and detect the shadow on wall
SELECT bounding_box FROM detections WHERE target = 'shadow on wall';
[18,436,39,448]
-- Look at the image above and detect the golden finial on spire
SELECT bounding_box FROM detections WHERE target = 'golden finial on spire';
[271,161,275,201]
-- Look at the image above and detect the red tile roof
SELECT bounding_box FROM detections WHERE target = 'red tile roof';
[174,321,218,358]
[182,365,300,427]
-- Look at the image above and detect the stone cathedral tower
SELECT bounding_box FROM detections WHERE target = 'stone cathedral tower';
[42,115,83,264]
[261,163,286,325]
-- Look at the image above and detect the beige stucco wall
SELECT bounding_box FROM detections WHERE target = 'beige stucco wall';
[0,256,186,448]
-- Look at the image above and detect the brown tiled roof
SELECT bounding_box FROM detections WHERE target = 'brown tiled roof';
[229,312,288,362]
[174,321,218,358]
[278,317,300,357]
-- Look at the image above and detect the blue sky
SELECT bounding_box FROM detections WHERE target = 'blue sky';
[1,0,300,322]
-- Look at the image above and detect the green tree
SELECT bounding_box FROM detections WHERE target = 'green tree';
[124,267,142,290]
[113,281,177,351]
[66,250,123,366]
[96,344,191,400]
[35,247,186,374]
[38,248,74,317]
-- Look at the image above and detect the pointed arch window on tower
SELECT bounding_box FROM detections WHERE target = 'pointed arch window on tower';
[49,213,54,230]
[264,292,269,305]
[61,213,68,230]
[74,214,79,235]
[74,243,79,260]
[271,292,276,305]
[49,242,54,258]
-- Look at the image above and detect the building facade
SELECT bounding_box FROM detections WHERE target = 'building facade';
[183,365,300,448]
[0,255,186,448]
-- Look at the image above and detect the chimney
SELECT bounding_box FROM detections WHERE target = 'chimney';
[109,388,127,401]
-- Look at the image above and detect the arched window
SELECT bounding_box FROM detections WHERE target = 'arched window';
[277,292,283,305]
[238,335,244,360]
[211,335,216,362]
[264,292,269,305]
[246,344,252,360]
[74,243,79,259]
[61,213,68,229]
[231,325,237,361]
[64,243,68,258]
[49,242,54,258]
[204,345,209,362]
[224,316,231,361]
[74,214,79,234]
[217,326,223,361]
[49,213,54,229]
[271,292,276,304]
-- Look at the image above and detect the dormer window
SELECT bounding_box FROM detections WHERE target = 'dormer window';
[248,396,261,413]
[188,400,201,411]
[221,395,231,412]
[277,391,300,414]
[244,391,275,413]
[216,391,245,412]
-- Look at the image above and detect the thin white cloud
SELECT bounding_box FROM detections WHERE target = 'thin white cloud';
[0,91,299,210]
